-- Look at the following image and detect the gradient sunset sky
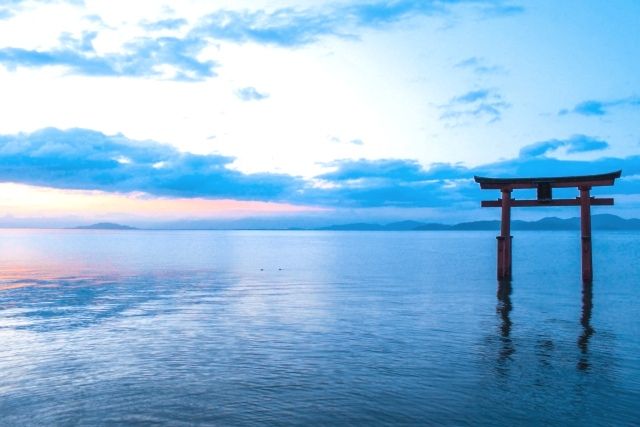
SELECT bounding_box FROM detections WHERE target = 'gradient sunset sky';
[0,0,638,227]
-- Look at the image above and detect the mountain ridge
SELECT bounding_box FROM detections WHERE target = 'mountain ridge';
[73,222,138,230]
[66,214,640,231]
[319,214,640,231]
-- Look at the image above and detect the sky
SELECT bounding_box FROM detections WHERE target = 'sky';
[0,0,638,227]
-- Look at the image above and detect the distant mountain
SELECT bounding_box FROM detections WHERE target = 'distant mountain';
[451,220,500,230]
[591,213,640,230]
[320,221,433,231]
[516,217,579,230]
[74,222,137,230]
[509,215,640,230]
[317,214,640,231]
[413,222,454,231]
[319,223,386,231]
[384,220,430,231]
[64,215,640,231]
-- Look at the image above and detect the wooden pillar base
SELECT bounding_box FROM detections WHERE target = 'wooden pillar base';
[581,236,593,283]
[497,235,513,280]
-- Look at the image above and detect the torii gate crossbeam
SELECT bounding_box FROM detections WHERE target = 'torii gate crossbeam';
[474,171,621,283]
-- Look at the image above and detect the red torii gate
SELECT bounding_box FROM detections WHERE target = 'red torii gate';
[474,170,621,283]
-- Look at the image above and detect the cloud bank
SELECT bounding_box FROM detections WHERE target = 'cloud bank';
[0,128,302,200]
[0,128,635,209]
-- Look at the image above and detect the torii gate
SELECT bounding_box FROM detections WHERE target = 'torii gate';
[474,170,621,283]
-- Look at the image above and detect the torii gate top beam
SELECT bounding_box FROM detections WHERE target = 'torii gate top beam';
[474,170,621,190]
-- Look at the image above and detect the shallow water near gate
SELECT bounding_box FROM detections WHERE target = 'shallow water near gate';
[0,229,638,425]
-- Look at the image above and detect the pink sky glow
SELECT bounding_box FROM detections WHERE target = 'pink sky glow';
[0,183,325,220]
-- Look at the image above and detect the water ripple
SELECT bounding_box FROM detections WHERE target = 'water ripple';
[0,230,639,425]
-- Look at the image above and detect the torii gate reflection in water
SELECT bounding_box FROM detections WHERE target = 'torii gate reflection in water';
[474,171,621,283]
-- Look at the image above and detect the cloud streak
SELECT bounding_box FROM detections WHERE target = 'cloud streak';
[519,135,609,158]
[0,0,85,21]
[454,56,503,75]
[141,18,188,31]
[235,87,269,101]
[0,0,524,80]
[191,1,524,47]
[0,31,217,81]
[559,96,640,116]
[440,88,509,124]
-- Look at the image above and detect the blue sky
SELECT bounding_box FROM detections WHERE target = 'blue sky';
[0,0,638,225]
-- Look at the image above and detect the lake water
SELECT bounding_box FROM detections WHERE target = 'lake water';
[0,230,638,426]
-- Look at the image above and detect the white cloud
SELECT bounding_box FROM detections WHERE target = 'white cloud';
[0,0,637,187]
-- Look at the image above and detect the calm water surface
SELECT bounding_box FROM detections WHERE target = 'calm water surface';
[0,230,638,426]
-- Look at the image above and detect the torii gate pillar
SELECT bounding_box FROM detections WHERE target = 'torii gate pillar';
[580,186,592,283]
[497,189,512,280]
[475,171,621,283]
